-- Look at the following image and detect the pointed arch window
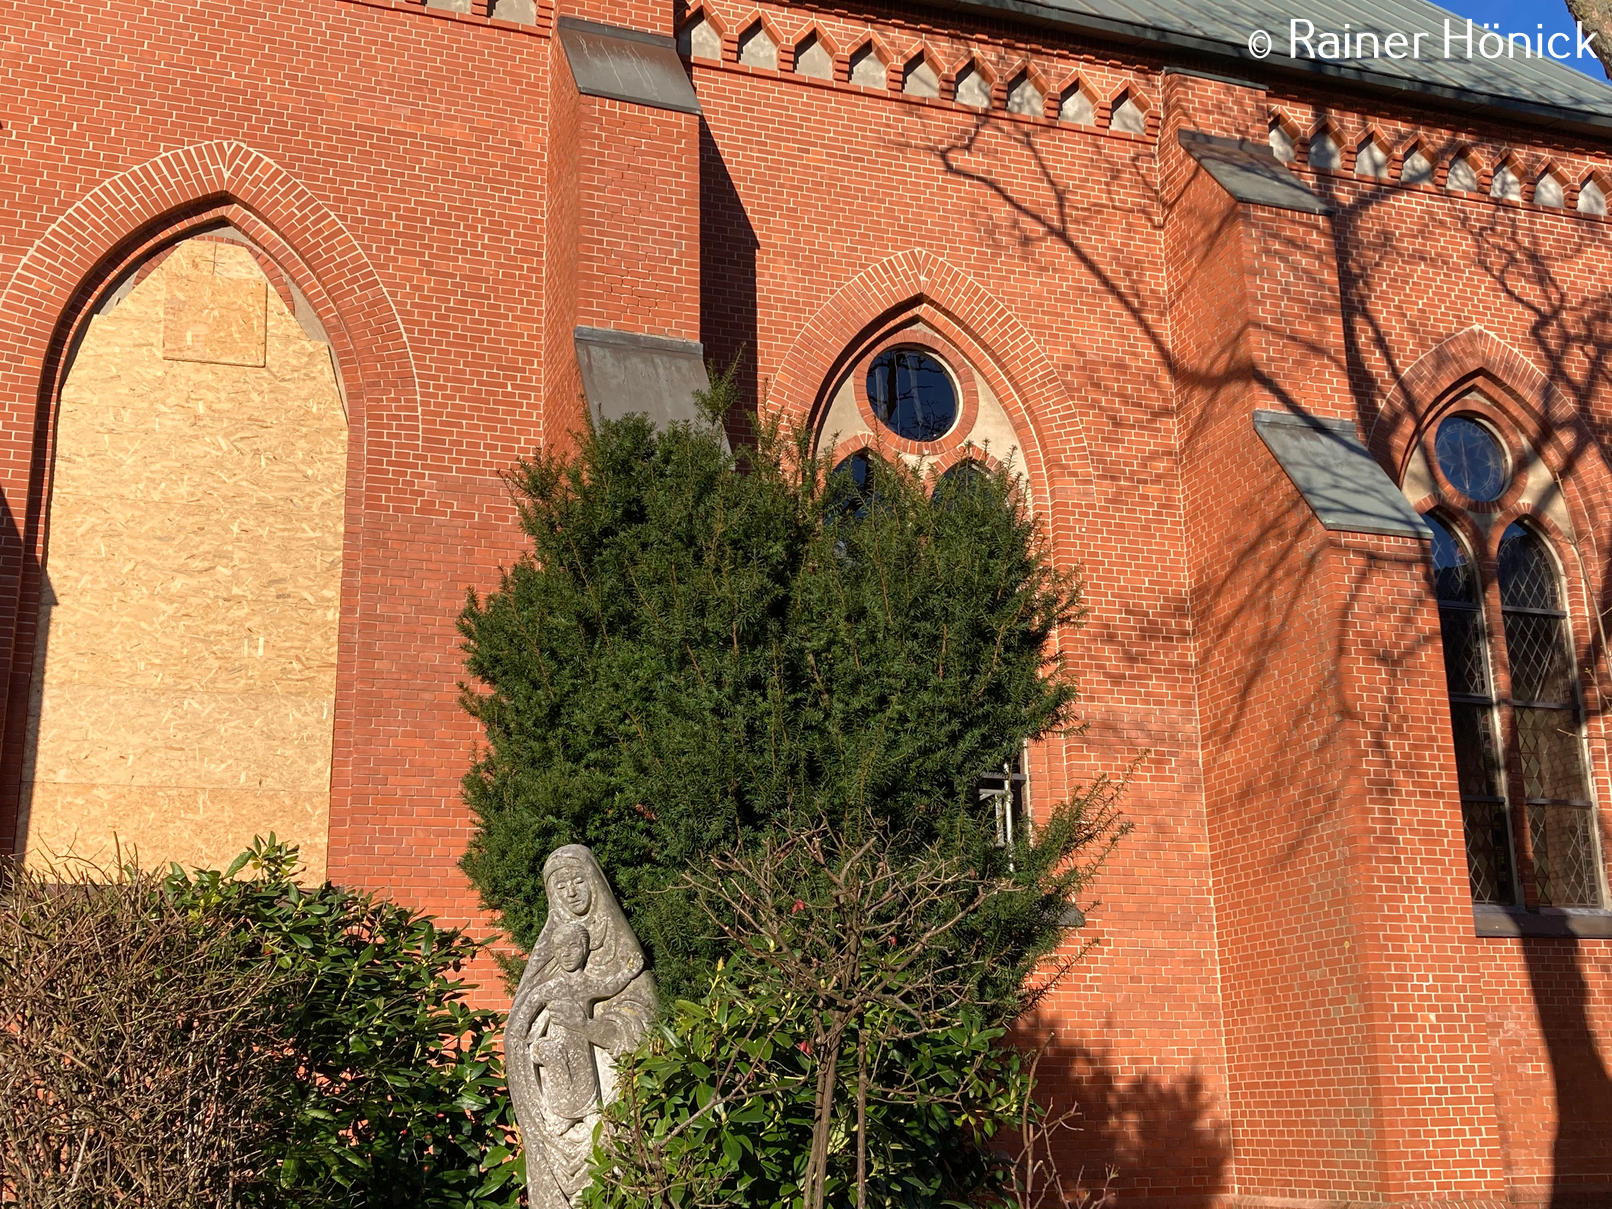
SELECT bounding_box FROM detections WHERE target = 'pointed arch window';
[1499,523,1601,905]
[1420,407,1606,913]
[1429,514,1513,903]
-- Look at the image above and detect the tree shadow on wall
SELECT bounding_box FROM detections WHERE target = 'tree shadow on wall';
[1019,1039,1232,1208]
[1524,940,1612,1208]
[904,104,1612,1206]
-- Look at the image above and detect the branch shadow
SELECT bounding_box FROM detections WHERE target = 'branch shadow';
[897,104,1612,1203]
[1029,1042,1232,1208]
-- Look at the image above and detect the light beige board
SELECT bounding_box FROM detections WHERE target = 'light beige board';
[21,238,347,882]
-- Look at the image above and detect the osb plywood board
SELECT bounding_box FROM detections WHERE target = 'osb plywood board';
[28,683,335,791]
[24,785,329,883]
[38,503,341,692]
[161,242,268,367]
[22,236,347,880]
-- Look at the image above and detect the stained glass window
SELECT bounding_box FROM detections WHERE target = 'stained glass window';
[827,450,877,520]
[1422,412,1605,914]
[1498,523,1600,906]
[933,459,988,506]
[1429,515,1515,904]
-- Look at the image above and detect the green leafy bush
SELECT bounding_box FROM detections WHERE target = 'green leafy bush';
[166,838,523,1209]
[0,840,522,1209]
[583,966,1030,1209]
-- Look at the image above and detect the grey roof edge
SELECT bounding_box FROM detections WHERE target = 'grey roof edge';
[556,16,703,116]
[573,325,720,445]
[1252,409,1433,540]
[1179,130,1335,216]
[918,0,1612,141]
[574,325,706,358]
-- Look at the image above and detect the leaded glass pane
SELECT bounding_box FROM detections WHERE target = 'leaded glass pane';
[1435,416,1509,501]
[1498,523,1560,610]
[1449,702,1503,799]
[1463,798,1514,905]
[1529,804,1602,906]
[1439,606,1489,697]
[933,460,987,507]
[1503,611,1575,703]
[1516,705,1589,803]
[1428,515,1477,603]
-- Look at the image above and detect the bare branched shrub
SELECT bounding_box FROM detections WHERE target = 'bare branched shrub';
[588,807,1125,1209]
[0,858,284,1208]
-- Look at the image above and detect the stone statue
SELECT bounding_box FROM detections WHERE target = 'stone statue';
[507,845,656,1209]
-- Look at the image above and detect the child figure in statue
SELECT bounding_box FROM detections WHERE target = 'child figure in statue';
[506,845,657,1209]
[529,921,602,1127]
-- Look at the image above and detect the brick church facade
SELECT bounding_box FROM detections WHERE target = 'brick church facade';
[3,0,1611,1203]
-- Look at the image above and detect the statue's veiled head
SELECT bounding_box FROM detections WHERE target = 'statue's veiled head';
[545,855,592,918]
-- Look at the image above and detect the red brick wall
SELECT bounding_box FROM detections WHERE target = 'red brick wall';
[2,0,1611,1203]
[0,0,552,944]
[1276,101,1612,1206]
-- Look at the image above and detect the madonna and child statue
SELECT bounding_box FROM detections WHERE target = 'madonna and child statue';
[506,845,657,1209]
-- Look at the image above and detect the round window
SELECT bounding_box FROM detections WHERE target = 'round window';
[1435,416,1509,502]
[865,347,959,442]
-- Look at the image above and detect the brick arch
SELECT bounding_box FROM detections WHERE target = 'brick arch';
[0,139,419,461]
[0,141,418,847]
[1368,326,1612,670]
[768,247,1096,527]
[1367,327,1612,524]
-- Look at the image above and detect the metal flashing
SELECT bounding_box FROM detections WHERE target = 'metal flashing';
[1252,409,1431,539]
[1180,131,1334,215]
[557,16,702,116]
[574,326,716,438]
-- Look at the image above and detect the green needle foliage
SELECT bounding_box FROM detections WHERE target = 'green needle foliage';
[459,390,1123,1020]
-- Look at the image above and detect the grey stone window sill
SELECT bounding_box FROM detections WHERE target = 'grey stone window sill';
[1474,905,1612,938]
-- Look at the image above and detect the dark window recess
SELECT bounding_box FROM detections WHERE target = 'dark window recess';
[933,459,988,505]
[827,450,876,520]
[979,748,1030,849]
[1435,415,1508,502]
[1429,515,1517,905]
[1498,523,1599,906]
[866,347,959,442]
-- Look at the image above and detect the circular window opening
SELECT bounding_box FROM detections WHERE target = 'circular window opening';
[1435,415,1509,502]
[866,347,959,442]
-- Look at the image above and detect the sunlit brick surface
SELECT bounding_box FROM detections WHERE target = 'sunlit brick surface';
[1,1,1609,1203]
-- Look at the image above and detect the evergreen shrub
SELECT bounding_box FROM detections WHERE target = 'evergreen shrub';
[458,402,1123,1016]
